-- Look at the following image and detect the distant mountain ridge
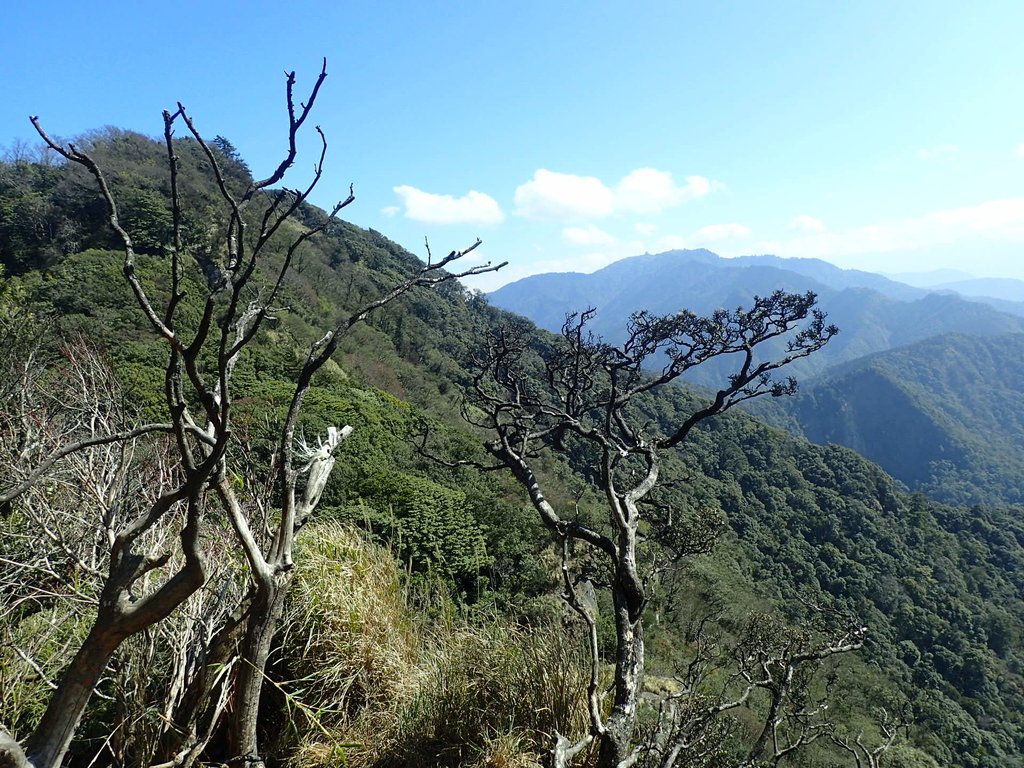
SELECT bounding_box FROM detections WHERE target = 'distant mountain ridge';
[700,252,928,301]
[885,267,977,287]
[488,249,1024,384]
[934,277,1024,302]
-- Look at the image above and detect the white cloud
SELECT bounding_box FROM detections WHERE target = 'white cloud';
[514,167,716,222]
[690,223,752,242]
[757,197,1024,259]
[380,205,400,217]
[1016,143,1024,158]
[634,222,657,236]
[393,185,504,225]
[614,169,711,214]
[915,143,958,160]
[562,224,616,246]
[930,198,1024,233]
[788,214,826,232]
[514,169,615,221]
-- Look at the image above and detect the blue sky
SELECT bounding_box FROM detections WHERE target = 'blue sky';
[2,1,1022,290]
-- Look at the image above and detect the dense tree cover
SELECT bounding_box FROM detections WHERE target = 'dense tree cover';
[774,332,1024,505]
[651,410,1024,766]
[1,131,1023,766]
[1,128,253,273]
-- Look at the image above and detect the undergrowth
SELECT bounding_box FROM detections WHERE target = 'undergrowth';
[280,522,589,768]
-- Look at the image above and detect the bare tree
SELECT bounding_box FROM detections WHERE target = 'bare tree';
[0,335,219,767]
[457,298,841,766]
[7,60,503,768]
[830,706,906,768]
[623,609,868,768]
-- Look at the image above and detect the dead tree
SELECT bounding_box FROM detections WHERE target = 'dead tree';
[734,614,868,767]
[461,297,839,767]
[0,335,179,753]
[618,608,869,768]
[11,61,503,768]
[830,706,906,768]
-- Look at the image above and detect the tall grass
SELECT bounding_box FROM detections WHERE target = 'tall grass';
[279,520,421,765]
[378,618,588,768]
[280,522,589,768]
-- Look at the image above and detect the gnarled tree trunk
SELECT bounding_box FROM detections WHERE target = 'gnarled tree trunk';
[227,577,291,767]
[599,586,646,767]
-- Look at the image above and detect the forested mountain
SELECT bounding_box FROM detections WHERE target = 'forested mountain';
[760,332,1024,505]
[681,252,928,301]
[3,132,1024,767]
[490,249,1024,506]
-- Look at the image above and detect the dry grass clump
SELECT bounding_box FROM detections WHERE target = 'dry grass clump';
[279,523,589,768]
[282,522,420,724]
[384,620,588,767]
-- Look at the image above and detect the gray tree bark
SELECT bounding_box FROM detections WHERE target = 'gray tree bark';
[25,535,206,768]
[463,296,839,767]
[228,578,290,767]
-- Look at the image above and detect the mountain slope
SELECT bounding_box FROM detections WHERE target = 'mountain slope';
[705,252,928,300]
[3,137,1024,766]
[778,333,1024,504]
[935,276,1024,302]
